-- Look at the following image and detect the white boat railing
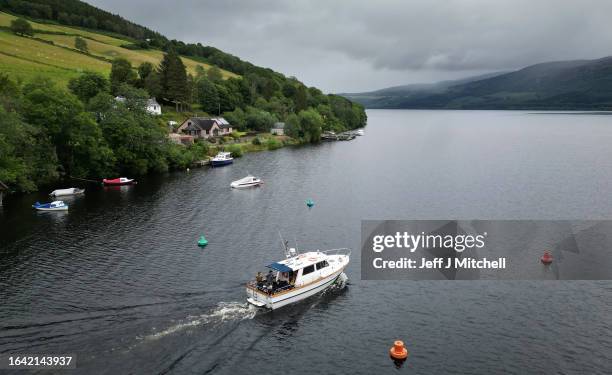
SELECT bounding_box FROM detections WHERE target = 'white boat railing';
[318,248,351,257]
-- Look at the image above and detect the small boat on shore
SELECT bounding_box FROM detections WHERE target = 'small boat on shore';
[354,129,365,136]
[49,187,85,197]
[231,175,263,189]
[246,243,350,310]
[211,152,233,167]
[102,177,136,186]
[33,200,69,211]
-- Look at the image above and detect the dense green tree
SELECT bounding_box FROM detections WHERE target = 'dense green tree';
[0,73,21,111]
[83,16,98,29]
[194,65,206,81]
[68,71,109,103]
[114,83,150,112]
[137,62,154,86]
[21,78,114,178]
[207,66,223,83]
[0,106,59,192]
[97,98,168,175]
[109,58,137,95]
[224,107,246,130]
[215,83,239,113]
[262,78,280,100]
[244,107,277,132]
[197,77,219,114]
[284,109,322,143]
[282,82,297,98]
[158,48,188,103]
[75,36,88,53]
[284,113,300,139]
[144,70,162,98]
[10,18,33,36]
[298,109,323,143]
[294,84,308,111]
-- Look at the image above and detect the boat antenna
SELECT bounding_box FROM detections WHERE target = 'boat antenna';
[278,231,290,258]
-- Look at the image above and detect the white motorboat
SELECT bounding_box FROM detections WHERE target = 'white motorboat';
[211,152,233,167]
[49,187,85,197]
[354,129,365,136]
[246,244,350,310]
[32,200,69,211]
[231,175,263,189]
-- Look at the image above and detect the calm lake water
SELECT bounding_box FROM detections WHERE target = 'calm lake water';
[1,110,611,374]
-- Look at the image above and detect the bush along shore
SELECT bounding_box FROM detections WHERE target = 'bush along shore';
[0,19,366,195]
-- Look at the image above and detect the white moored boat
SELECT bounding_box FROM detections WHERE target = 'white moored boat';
[246,244,350,310]
[231,175,263,189]
[49,187,85,197]
[354,129,365,136]
[32,201,69,211]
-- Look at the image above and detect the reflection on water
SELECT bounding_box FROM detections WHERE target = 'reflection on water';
[1,110,612,374]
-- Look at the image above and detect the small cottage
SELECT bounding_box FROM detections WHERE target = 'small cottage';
[114,96,162,115]
[177,117,233,139]
[271,122,285,135]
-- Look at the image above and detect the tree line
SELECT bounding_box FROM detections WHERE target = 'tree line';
[0,70,208,193]
[0,8,367,193]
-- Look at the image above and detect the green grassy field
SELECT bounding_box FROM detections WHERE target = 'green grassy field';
[0,12,130,46]
[0,11,238,85]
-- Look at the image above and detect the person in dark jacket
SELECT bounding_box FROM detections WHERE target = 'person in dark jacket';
[266,270,275,293]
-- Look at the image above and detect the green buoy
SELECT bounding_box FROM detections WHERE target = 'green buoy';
[198,235,208,247]
[306,199,314,208]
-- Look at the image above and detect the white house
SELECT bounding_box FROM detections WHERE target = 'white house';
[146,98,162,115]
[114,96,162,116]
[271,122,285,135]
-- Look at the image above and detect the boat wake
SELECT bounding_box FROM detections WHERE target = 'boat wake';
[142,302,258,341]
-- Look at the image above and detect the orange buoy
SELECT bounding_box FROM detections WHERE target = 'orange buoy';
[389,340,408,360]
[541,251,553,264]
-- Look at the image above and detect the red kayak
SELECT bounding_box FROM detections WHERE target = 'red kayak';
[103,177,136,186]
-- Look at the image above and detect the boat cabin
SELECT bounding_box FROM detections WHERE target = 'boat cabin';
[250,251,333,295]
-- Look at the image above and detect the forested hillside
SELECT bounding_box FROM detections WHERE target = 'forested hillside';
[0,0,366,194]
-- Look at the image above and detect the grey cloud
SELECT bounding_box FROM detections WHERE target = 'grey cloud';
[87,0,612,92]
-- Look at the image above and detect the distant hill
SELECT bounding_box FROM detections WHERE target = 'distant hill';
[342,57,612,110]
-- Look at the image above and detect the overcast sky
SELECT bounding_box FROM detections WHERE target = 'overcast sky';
[88,0,612,93]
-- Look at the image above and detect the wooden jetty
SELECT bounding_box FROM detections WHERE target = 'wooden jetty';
[321,131,356,141]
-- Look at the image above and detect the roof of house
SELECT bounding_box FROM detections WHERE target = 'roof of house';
[272,122,285,129]
[147,98,159,107]
[182,117,232,131]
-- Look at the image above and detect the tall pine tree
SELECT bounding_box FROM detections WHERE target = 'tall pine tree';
[158,48,188,109]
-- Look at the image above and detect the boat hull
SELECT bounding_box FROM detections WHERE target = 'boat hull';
[103,179,135,186]
[50,188,84,197]
[231,181,262,189]
[33,207,69,211]
[211,159,233,167]
[246,268,345,310]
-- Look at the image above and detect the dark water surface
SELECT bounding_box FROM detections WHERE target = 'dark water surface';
[1,110,611,374]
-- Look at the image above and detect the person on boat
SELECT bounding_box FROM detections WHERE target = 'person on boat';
[256,272,264,286]
[266,270,275,294]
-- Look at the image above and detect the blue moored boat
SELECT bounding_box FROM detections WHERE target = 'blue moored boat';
[32,200,69,211]
[211,152,233,167]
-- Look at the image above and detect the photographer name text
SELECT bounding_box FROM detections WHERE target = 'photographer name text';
[373,257,506,269]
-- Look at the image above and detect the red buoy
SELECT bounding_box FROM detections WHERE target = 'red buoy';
[389,340,408,360]
[541,251,553,265]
